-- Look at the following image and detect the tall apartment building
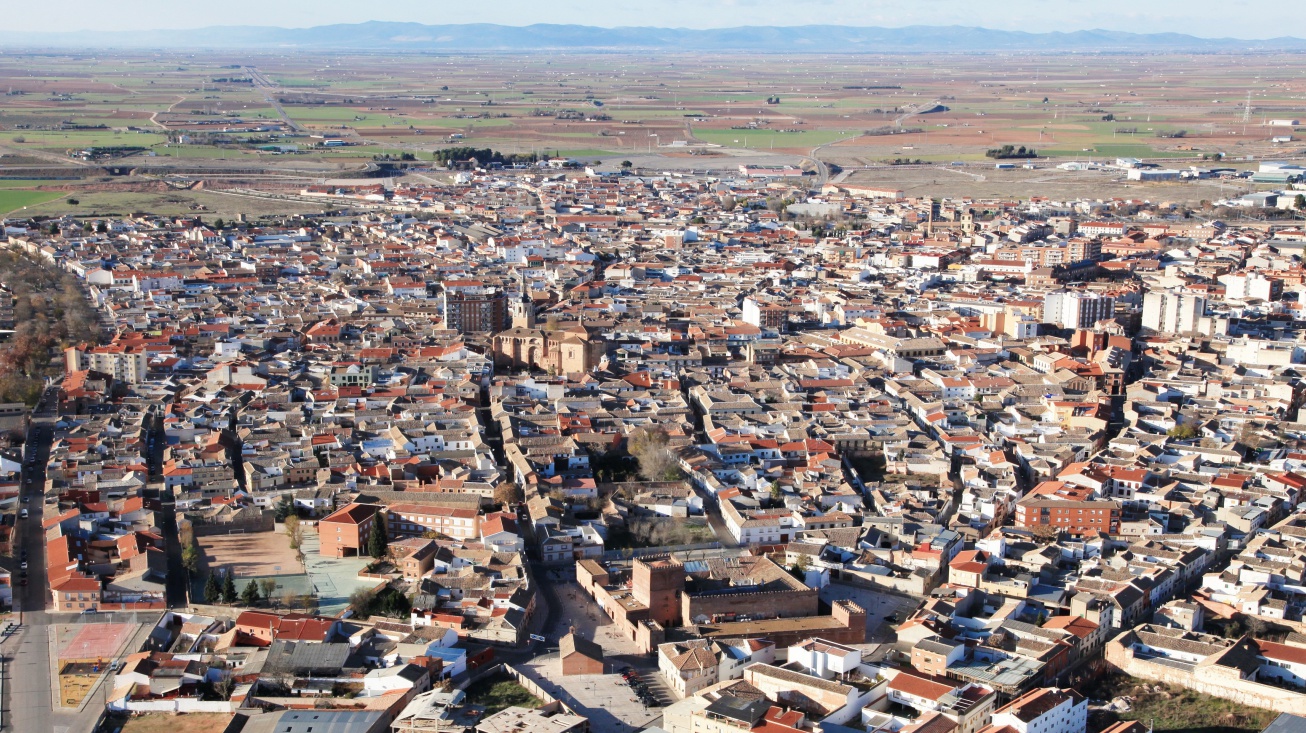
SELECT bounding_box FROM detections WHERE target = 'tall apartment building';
[441,287,508,333]
[65,343,149,384]
[742,297,789,332]
[1142,291,1206,334]
[1043,292,1115,330]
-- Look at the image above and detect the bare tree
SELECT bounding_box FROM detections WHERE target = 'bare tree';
[628,426,682,482]
[284,515,303,550]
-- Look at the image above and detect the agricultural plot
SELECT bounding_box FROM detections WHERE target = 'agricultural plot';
[0,50,1300,214]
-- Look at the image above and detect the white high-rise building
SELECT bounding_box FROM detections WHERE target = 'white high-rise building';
[1143,291,1206,334]
[1044,291,1115,330]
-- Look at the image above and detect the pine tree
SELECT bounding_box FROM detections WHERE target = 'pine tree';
[204,573,221,604]
[241,579,261,606]
[221,571,237,604]
[367,513,389,559]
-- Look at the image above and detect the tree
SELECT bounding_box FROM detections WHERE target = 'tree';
[1030,524,1060,544]
[285,514,303,550]
[203,573,221,604]
[1296,194,1306,211]
[494,482,524,507]
[241,579,261,606]
[181,543,201,574]
[221,570,237,604]
[620,160,632,169]
[368,513,389,559]
[273,493,296,522]
[349,587,376,618]
[629,426,682,482]
[1167,423,1201,440]
[259,578,278,603]
[213,675,235,701]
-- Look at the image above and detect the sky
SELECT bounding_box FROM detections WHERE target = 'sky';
[7,0,1287,39]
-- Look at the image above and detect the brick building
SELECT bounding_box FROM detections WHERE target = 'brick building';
[692,600,867,648]
[1015,481,1120,536]
[319,502,383,558]
[559,632,605,675]
[385,504,480,541]
[633,558,684,627]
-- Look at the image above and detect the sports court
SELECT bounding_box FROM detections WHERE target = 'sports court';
[198,530,303,578]
[58,622,134,662]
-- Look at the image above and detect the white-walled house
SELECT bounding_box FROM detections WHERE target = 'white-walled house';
[981,687,1087,733]
[788,638,862,679]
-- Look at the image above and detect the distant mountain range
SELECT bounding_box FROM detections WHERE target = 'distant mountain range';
[4,22,1306,52]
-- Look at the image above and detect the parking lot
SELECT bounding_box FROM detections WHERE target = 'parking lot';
[517,654,665,732]
[627,665,678,703]
[819,581,922,644]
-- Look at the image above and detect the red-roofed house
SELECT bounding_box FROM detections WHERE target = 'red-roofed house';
[53,572,102,612]
[233,611,340,644]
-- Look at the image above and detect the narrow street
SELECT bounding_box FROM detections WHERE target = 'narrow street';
[2,387,105,732]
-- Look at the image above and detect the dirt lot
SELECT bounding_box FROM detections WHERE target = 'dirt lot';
[198,530,303,580]
[119,713,236,733]
[57,671,98,708]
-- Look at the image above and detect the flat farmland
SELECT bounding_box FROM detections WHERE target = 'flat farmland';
[0,189,65,213]
[0,50,1300,214]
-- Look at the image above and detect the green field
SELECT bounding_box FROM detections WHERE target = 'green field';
[692,128,856,149]
[1041,144,1196,159]
[0,190,66,214]
[462,676,541,716]
[13,190,331,218]
[0,179,81,189]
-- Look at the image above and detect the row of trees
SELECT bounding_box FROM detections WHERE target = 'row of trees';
[0,251,101,405]
[202,569,280,606]
[431,147,543,167]
[985,145,1038,160]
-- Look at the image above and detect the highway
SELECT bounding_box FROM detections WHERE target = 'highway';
[247,67,305,134]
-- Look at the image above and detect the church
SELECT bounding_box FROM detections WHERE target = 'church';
[490,282,605,374]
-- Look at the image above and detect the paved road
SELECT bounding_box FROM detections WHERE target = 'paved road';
[3,388,103,733]
[141,408,187,609]
[247,67,304,134]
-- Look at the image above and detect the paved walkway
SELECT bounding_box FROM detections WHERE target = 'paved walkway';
[299,531,381,615]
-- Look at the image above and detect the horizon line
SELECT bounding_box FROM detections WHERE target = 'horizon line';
[3,21,1303,43]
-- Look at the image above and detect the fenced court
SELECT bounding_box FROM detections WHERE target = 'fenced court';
[58,622,134,662]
